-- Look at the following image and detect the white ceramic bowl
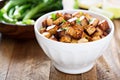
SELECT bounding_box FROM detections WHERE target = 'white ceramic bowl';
[34,10,114,74]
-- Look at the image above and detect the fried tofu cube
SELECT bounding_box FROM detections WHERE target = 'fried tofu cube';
[78,37,89,43]
[61,22,70,29]
[42,19,47,27]
[83,13,92,21]
[60,35,72,43]
[91,36,101,41]
[71,39,78,43]
[64,13,72,20]
[86,26,96,35]
[56,13,63,18]
[47,25,59,35]
[42,32,51,38]
[93,27,103,36]
[99,20,109,31]
[89,18,99,27]
[40,27,46,34]
[46,18,53,26]
[53,17,64,25]
[49,35,57,41]
[80,16,89,26]
[81,32,91,41]
[72,12,83,18]
[66,27,83,39]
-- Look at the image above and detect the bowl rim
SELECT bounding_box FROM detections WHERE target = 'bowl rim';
[34,9,114,45]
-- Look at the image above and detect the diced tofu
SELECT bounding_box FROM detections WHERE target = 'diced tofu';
[64,13,72,20]
[80,16,89,26]
[49,35,57,41]
[46,18,53,26]
[60,35,72,43]
[91,36,101,41]
[61,22,70,29]
[86,26,96,35]
[72,12,83,18]
[40,27,46,34]
[47,25,59,35]
[56,13,63,18]
[83,13,92,21]
[42,19,47,27]
[99,20,109,31]
[78,38,88,43]
[53,17,64,25]
[93,27,103,36]
[81,32,91,41]
[71,39,78,43]
[66,27,76,37]
[42,32,51,38]
[89,18,99,27]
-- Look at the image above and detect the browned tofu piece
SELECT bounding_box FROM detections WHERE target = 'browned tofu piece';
[42,19,47,27]
[47,25,59,35]
[46,18,53,26]
[80,16,89,26]
[81,32,91,41]
[86,26,96,35]
[61,22,70,29]
[42,32,51,38]
[53,17,64,25]
[40,27,46,34]
[78,38,89,43]
[99,20,109,31]
[71,39,78,43]
[49,35,57,41]
[66,27,76,37]
[64,13,72,20]
[57,30,66,38]
[89,18,99,27]
[93,27,103,37]
[60,35,72,43]
[56,13,63,18]
[66,27,83,39]
[91,36,101,41]
[83,13,92,21]
[72,12,83,18]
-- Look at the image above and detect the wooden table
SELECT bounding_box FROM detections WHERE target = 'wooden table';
[0,20,120,80]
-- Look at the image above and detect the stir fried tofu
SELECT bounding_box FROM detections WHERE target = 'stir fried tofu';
[99,20,109,31]
[47,25,59,35]
[46,18,53,26]
[83,13,92,21]
[42,32,51,38]
[89,18,99,27]
[93,27,103,37]
[91,36,101,41]
[53,17,64,25]
[60,35,72,43]
[78,38,88,43]
[56,12,63,18]
[80,16,89,26]
[42,19,47,28]
[86,26,96,35]
[72,12,83,18]
[64,13,72,20]
[40,11,110,43]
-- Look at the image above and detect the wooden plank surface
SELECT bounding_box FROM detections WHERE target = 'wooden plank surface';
[0,37,15,80]
[5,39,50,80]
[0,20,120,80]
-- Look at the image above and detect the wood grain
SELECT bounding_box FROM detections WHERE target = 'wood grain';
[0,37,15,80]
[5,39,50,80]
